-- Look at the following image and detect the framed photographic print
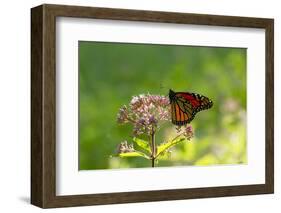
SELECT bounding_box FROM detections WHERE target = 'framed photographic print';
[31,4,274,208]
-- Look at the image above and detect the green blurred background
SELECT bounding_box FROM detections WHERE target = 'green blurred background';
[79,41,246,170]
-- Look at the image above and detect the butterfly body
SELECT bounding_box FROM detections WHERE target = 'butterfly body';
[169,89,213,126]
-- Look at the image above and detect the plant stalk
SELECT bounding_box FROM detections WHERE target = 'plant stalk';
[151,127,156,167]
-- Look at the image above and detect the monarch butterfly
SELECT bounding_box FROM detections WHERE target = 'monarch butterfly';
[169,89,213,126]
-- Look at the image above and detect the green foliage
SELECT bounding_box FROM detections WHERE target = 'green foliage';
[79,41,247,170]
[116,151,150,159]
[117,135,188,166]
[132,137,150,153]
[156,137,185,158]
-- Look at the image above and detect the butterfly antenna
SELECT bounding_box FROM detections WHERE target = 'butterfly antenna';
[160,83,169,90]
[158,83,169,96]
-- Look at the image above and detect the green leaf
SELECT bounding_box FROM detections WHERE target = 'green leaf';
[156,137,185,158]
[117,151,150,159]
[133,137,151,153]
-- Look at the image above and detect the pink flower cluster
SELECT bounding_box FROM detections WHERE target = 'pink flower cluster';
[175,125,194,141]
[116,141,135,154]
[117,94,171,136]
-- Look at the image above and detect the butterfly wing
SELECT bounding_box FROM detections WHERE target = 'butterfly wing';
[169,90,213,126]
[176,92,213,112]
[170,98,195,126]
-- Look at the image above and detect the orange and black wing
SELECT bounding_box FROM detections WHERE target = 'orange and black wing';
[169,89,213,126]
[170,96,195,125]
[175,92,213,112]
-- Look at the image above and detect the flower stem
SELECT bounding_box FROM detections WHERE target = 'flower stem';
[151,126,156,167]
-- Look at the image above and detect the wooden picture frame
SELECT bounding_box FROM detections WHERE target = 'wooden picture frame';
[31,4,274,208]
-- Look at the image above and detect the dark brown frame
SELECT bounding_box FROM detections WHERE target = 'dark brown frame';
[31,4,274,208]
